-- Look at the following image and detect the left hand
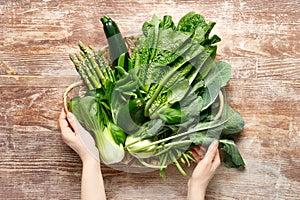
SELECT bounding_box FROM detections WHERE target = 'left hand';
[58,109,95,163]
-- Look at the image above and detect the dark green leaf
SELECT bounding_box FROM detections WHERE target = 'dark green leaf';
[219,139,245,168]
[146,119,164,137]
[109,122,126,145]
[160,15,176,30]
[158,107,186,124]
[189,132,217,146]
[177,12,207,33]
[213,104,245,136]
[201,61,232,110]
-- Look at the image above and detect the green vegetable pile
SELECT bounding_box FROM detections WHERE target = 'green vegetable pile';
[66,12,245,178]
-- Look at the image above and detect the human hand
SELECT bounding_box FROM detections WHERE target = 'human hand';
[187,140,221,200]
[58,109,97,163]
[59,109,106,200]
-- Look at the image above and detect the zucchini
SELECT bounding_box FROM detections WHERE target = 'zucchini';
[100,16,129,70]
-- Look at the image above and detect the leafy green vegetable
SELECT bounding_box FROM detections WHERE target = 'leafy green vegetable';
[158,107,187,124]
[219,139,245,168]
[177,11,221,46]
[201,61,232,110]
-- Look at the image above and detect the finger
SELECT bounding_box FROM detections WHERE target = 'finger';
[195,146,206,160]
[200,146,206,153]
[58,109,69,130]
[191,149,201,163]
[199,146,206,158]
[58,109,76,141]
[204,141,219,161]
[194,146,205,156]
[212,148,221,170]
[67,112,79,134]
[194,146,201,155]
[206,140,218,155]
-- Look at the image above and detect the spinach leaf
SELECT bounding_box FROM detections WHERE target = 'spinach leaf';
[177,12,220,46]
[160,15,176,30]
[158,107,187,124]
[177,12,207,35]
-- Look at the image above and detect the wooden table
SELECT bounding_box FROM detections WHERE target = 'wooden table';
[1,0,299,199]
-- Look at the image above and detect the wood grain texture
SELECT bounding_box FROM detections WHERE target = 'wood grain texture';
[0,0,299,199]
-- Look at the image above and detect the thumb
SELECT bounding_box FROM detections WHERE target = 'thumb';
[67,112,79,133]
[204,140,219,160]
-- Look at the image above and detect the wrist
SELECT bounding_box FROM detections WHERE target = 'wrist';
[81,155,100,167]
[187,180,206,200]
[188,177,207,191]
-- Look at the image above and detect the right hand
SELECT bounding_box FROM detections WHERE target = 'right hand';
[187,140,221,200]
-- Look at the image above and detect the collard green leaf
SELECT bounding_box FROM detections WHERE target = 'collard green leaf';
[167,78,190,104]
[219,139,245,168]
[209,61,232,88]
[201,61,232,110]
[187,45,215,84]
[189,132,217,146]
[219,108,245,136]
[204,103,245,137]
[184,104,244,139]
[214,104,244,135]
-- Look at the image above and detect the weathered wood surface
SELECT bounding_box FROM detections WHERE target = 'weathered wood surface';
[0,0,299,199]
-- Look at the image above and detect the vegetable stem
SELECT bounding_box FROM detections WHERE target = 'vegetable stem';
[169,152,187,176]
[158,140,192,149]
[138,159,167,169]
[89,45,115,83]
[126,120,222,152]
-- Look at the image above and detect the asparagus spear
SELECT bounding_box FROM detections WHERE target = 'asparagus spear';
[69,54,93,90]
